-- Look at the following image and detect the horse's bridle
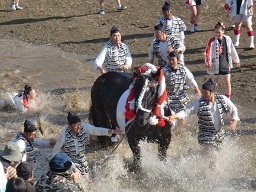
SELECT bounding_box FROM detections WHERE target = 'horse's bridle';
[136,77,158,114]
[136,78,152,113]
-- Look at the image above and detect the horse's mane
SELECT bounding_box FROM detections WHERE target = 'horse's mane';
[133,76,146,102]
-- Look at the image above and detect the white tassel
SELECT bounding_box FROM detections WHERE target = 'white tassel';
[149,115,158,125]
[142,63,157,74]
[111,134,119,143]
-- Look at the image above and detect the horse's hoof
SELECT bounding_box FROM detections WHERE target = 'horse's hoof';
[128,163,141,173]
[158,156,167,162]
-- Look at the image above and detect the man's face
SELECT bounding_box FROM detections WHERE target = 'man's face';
[168,57,178,69]
[110,32,121,45]
[202,89,214,101]
[154,30,166,41]
[69,122,82,135]
[162,9,172,19]
[24,131,37,142]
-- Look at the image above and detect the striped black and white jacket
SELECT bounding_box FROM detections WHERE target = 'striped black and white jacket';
[94,41,132,73]
[157,16,186,40]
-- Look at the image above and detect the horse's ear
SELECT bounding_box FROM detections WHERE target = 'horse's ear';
[133,70,139,77]
[132,69,142,78]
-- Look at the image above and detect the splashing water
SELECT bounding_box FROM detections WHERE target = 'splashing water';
[0,39,255,192]
[82,136,254,192]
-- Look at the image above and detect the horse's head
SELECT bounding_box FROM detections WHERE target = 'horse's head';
[133,72,158,126]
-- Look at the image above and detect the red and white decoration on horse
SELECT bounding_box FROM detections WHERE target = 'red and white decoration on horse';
[125,63,167,127]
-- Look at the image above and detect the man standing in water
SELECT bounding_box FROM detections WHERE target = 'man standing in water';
[12,120,56,163]
[94,26,132,74]
[51,112,122,185]
[163,51,201,121]
[169,78,239,167]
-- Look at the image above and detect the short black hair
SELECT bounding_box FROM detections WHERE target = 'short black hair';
[6,177,27,192]
[162,1,171,11]
[168,50,179,58]
[110,26,120,36]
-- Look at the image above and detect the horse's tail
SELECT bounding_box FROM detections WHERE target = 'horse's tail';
[89,78,102,127]
[88,104,95,125]
[89,74,111,128]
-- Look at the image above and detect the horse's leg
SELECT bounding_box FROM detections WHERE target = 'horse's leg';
[127,134,141,172]
[158,141,169,161]
[90,99,113,146]
[158,127,171,161]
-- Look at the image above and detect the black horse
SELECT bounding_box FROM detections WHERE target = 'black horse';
[89,71,171,171]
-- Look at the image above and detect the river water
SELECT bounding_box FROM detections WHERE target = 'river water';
[0,39,255,192]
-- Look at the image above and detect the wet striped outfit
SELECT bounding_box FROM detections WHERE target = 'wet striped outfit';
[163,64,198,113]
[12,132,51,163]
[177,93,240,146]
[52,123,110,175]
[63,127,89,174]
[197,93,228,145]
[14,132,36,163]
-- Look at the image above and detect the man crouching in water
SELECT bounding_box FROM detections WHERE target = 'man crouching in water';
[169,78,239,169]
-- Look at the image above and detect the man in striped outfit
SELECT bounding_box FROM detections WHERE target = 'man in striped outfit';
[94,26,132,74]
[157,1,186,44]
[51,112,122,186]
[169,78,239,168]
[148,23,186,67]
[12,120,56,163]
[163,51,201,121]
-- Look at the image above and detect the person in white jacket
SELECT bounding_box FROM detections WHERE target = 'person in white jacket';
[51,112,122,183]
[168,78,239,168]
[204,22,240,99]
[224,0,254,48]
[0,85,38,113]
